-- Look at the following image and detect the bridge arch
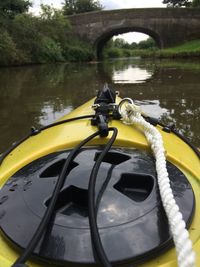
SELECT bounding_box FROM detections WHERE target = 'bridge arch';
[94,27,163,59]
[69,8,200,59]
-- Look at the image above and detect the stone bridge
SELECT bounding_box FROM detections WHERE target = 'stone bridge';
[68,8,200,58]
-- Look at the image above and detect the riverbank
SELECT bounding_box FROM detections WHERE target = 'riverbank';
[1,11,200,67]
[143,39,200,58]
[104,40,200,59]
[0,11,94,67]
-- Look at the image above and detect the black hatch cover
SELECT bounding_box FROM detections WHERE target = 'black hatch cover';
[0,148,195,266]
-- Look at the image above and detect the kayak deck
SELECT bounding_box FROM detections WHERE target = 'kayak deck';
[0,97,199,267]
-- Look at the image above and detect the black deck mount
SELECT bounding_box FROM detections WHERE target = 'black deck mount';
[0,147,195,267]
[91,86,120,137]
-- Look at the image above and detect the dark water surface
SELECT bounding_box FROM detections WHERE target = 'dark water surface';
[0,58,199,152]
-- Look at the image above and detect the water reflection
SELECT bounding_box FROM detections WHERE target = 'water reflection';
[39,103,73,125]
[111,58,153,84]
[113,66,152,84]
[0,58,199,152]
[99,57,155,85]
[135,100,169,118]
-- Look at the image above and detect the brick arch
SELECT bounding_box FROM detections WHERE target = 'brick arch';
[69,8,200,59]
[94,27,163,59]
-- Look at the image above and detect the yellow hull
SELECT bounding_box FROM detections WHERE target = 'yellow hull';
[0,98,199,267]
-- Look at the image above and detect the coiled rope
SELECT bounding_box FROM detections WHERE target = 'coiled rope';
[118,98,196,267]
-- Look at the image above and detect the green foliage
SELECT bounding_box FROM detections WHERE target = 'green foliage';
[63,45,93,61]
[103,37,157,59]
[40,4,60,20]
[109,37,156,52]
[0,0,31,18]
[104,39,114,49]
[63,39,94,61]
[104,47,122,58]
[34,37,64,63]
[0,4,95,66]
[159,39,200,57]
[137,38,156,50]
[63,0,102,15]
[0,29,21,65]
[163,0,200,7]
[113,38,127,48]
[192,0,200,6]
[130,42,138,49]
[162,0,192,7]
[8,14,41,61]
[122,49,132,57]
[112,38,137,50]
[133,40,200,58]
[39,5,71,44]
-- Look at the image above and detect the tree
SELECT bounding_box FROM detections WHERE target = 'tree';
[162,0,192,7]
[39,5,70,44]
[130,42,138,49]
[63,0,102,15]
[138,38,156,49]
[192,0,200,7]
[113,38,127,48]
[163,0,200,7]
[0,0,31,18]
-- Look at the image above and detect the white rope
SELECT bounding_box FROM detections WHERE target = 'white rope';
[119,100,196,267]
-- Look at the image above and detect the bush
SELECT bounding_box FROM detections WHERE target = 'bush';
[38,5,71,44]
[0,6,95,65]
[62,37,94,61]
[7,14,65,63]
[104,47,122,58]
[35,37,64,63]
[63,44,94,61]
[122,49,132,57]
[138,38,156,50]
[0,30,25,65]
[8,14,41,61]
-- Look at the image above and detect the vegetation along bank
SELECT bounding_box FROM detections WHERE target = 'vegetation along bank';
[0,0,200,67]
[104,38,200,59]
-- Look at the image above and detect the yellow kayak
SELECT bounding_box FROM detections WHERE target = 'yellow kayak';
[0,88,199,267]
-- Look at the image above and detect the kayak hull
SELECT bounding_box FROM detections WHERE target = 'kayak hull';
[0,97,199,267]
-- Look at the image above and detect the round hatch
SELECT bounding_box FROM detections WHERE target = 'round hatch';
[0,148,195,266]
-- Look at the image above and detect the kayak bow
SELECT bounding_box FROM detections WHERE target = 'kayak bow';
[0,87,199,267]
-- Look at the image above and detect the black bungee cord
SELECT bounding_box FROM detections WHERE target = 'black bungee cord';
[12,128,118,267]
[0,92,198,267]
[0,115,94,166]
[0,114,198,167]
[2,115,199,267]
[158,121,200,159]
[88,127,118,267]
[144,115,200,159]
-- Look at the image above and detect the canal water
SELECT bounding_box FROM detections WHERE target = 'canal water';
[0,57,199,152]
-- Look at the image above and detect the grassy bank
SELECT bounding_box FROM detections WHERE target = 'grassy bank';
[104,40,200,59]
[156,40,200,58]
